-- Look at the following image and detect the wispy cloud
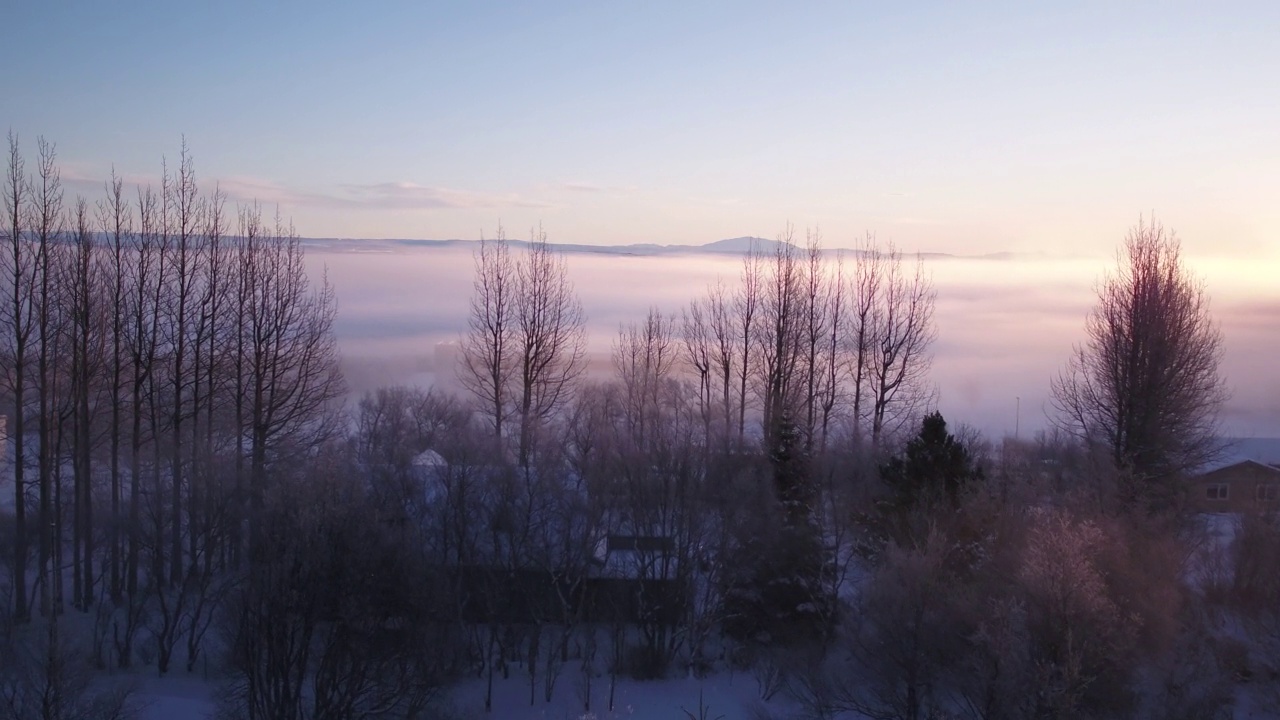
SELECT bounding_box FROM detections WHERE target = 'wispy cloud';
[336,181,551,210]
[217,176,336,207]
[884,216,948,227]
[224,177,552,210]
[562,181,605,193]
[60,165,155,192]
[55,169,553,212]
[559,181,639,194]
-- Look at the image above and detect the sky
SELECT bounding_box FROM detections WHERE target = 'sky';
[4,1,1280,256]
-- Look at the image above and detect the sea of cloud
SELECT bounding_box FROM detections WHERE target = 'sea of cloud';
[306,243,1280,440]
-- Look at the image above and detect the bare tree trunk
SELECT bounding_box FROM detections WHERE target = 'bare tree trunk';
[706,281,735,454]
[800,229,827,453]
[130,184,168,593]
[818,251,845,455]
[187,187,224,576]
[197,187,226,576]
[681,298,714,450]
[734,245,761,445]
[98,170,132,605]
[49,269,71,614]
[2,132,33,622]
[68,198,98,611]
[232,205,257,565]
[33,137,63,617]
[167,142,203,585]
[847,234,883,450]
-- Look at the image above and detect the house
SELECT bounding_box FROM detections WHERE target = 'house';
[1189,459,1280,514]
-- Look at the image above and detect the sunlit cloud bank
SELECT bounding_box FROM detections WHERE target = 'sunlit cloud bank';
[307,245,1280,440]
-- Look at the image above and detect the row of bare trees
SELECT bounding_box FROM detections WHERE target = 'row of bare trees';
[0,134,343,652]
[460,223,938,470]
[459,225,586,470]
[678,227,936,458]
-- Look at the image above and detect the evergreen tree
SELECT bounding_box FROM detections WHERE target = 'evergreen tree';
[880,411,983,512]
[722,415,835,646]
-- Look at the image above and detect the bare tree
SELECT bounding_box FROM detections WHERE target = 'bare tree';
[163,141,204,585]
[733,245,762,444]
[796,228,847,454]
[1051,217,1227,506]
[833,533,959,720]
[680,297,714,449]
[845,233,884,447]
[32,137,64,616]
[1,132,34,622]
[867,246,936,446]
[224,452,455,720]
[604,321,708,677]
[189,184,228,576]
[798,228,825,450]
[755,226,803,445]
[66,197,102,610]
[96,169,133,605]
[511,227,585,468]
[681,281,738,453]
[0,613,141,720]
[459,225,515,450]
[238,208,345,552]
[125,183,166,598]
[613,307,677,451]
[814,249,845,454]
[706,281,736,452]
[231,203,257,564]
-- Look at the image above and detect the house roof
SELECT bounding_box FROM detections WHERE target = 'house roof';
[411,449,447,469]
[1194,458,1280,480]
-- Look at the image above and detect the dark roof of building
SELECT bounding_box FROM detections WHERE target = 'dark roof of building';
[1194,458,1280,479]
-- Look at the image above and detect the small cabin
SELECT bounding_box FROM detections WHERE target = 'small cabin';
[1189,460,1280,514]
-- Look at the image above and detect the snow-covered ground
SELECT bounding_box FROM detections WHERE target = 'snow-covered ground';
[112,659,1280,720]
[136,676,216,720]
[446,672,789,720]
[132,670,794,720]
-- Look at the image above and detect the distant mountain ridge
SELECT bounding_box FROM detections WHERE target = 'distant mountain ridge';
[300,235,1042,261]
[51,232,1054,262]
[300,235,787,256]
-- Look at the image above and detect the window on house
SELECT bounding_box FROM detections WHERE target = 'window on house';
[1256,484,1279,502]
[607,535,639,552]
[1205,484,1230,501]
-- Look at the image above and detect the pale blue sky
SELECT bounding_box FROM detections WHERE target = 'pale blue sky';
[5,1,1279,255]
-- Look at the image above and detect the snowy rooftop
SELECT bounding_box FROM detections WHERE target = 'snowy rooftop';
[411,448,447,469]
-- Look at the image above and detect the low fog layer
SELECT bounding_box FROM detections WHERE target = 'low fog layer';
[307,242,1280,440]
